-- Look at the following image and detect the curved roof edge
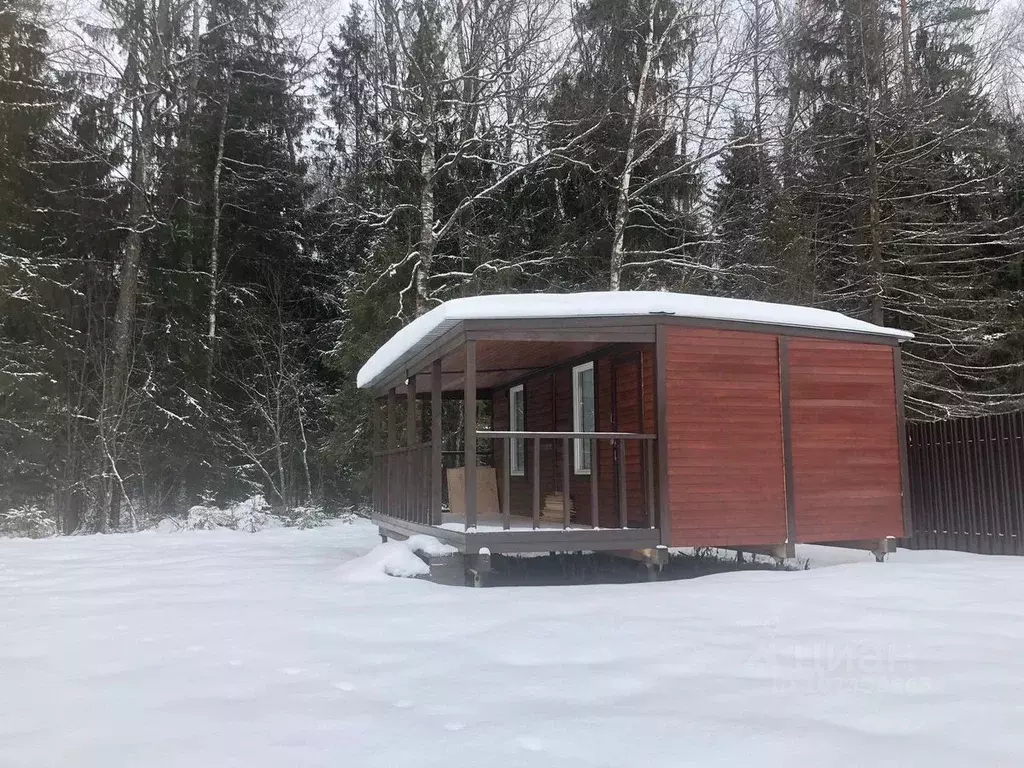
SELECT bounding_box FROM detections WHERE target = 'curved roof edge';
[357,291,913,389]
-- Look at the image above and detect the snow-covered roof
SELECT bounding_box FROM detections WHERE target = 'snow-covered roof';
[357,291,913,389]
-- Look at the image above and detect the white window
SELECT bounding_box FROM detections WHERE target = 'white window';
[572,362,595,474]
[509,384,525,476]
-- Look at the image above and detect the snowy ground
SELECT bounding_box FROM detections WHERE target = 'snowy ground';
[2,520,1023,767]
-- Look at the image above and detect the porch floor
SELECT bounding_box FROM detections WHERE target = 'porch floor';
[374,512,661,555]
[439,513,598,532]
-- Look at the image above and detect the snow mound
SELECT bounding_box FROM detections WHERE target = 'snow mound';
[406,534,458,557]
[337,542,430,582]
[336,535,454,582]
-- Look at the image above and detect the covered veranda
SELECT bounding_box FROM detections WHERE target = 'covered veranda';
[364,314,665,556]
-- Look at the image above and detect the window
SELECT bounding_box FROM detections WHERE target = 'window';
[509,384,525,476]
[572,362,595,474]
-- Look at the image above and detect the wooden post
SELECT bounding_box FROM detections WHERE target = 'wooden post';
[371,398,380,516]
[654,326,670,545]
[617,438,627,528]
[502,437,511,530]
[406,376,417,521]
[386,387,396,516]
[406,376,417,446]
[562,437,571,529]
[893,345,912,539]
[532,437,540,529]
[431,359,442,525]
[387,388,397,449]
[779,337,797,554]
[590,438,599,528]
[464,340,477,529]
[645,440,655,528]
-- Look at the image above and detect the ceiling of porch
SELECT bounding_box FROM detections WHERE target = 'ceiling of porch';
[411,339,611,393]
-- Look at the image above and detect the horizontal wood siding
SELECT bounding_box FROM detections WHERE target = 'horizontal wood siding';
[664,328,787,546]
[788,339,904,541]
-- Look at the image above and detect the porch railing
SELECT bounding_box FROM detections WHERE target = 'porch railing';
[476,431,657,531]
[372,432,658,533]
[372,442,434,525]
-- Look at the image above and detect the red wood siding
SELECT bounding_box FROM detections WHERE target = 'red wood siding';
[788,340,904,541]
[492,345,654,526]
[664,328,788,546]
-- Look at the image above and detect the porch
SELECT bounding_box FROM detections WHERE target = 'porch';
[367,318,666,556]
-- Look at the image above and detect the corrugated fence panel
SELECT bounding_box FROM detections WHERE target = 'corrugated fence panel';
[903,412,1024,555]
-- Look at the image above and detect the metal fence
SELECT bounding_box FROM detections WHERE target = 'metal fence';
[903,412,1024,555]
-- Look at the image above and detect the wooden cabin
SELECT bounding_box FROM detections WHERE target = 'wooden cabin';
[358,292,913,576]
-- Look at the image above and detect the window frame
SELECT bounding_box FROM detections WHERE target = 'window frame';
[508,384,525,476]
[572,361,595,475]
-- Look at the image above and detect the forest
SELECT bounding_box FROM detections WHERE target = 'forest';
[1,0,1023,532]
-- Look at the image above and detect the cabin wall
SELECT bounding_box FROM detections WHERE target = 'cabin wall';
[787,339,904,541]
[662,328,788,547]
[661,327,905,548]
[492,344,655,526]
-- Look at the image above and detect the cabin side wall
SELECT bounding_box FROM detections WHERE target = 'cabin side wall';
[662,328,788,547]
[492,345,655,526]
[661,327,906,548]
[786,338,905,541]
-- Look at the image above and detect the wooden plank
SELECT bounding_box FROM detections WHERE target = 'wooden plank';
[666,327,787,545]
[562,437,571,529]
[387,388,397,450]
[591,438,599,529]
[465,527,662,551]
[892,346,911,537]
[655,325,670,545]
[645,440,655,528]
[405,375,417,521]
[431,360,442,525]
[465,328,656,344]
[617,438,627,529]
[780,337,798,545]
[532,436,540,529]
[477,430,655,439]
[502,437,511,530]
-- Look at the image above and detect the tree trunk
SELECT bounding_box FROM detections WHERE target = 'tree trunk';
[207,87,230,394]
[898,0,912,97]
[609,16,657,291]
[866,121,884,325]
[416,131,436,316]
[298,405,313,504]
